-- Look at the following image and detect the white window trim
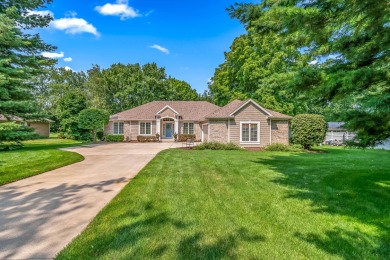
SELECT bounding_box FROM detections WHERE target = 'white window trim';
[240,121,260,144]
[113,121,124,135]
[139,121,153,136]
[183,122,194,135]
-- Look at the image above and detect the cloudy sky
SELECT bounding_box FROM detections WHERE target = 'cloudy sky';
[35,0,253,92]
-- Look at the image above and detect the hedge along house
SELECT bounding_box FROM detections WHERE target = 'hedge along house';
[105,99,292,147]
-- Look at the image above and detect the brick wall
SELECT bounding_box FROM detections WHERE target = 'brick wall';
[209,120,228,143]
[271,120,289,145]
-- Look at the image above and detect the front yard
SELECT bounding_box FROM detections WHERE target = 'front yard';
[57,147,390,259]
[0,138,84,186]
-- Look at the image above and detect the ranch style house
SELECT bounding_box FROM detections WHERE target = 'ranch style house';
[105,99,292,147]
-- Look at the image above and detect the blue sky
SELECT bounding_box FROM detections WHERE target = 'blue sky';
[35,0,253,93]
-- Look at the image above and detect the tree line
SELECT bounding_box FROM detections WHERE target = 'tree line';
[34,64,204,139]
[209,0,389,147]
[1,0,389,149]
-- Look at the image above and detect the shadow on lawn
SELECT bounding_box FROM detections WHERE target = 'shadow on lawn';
[69,200,266,259]
[252,149,390,258]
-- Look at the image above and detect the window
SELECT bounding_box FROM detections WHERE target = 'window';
[114,122,124,134]
[240,122,259,143]
[140,122,152,135]
[183,122,194,134]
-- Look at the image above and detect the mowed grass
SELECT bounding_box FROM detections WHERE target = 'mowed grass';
[0,138,85,186]
[57,147,390,259]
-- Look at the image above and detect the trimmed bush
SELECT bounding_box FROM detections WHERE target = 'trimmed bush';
[178,134,196,142]
[265,143,303,152]
[291,114,327,149]
[193,142,242,150]
[137,136,157,142]
[105,134,124,142]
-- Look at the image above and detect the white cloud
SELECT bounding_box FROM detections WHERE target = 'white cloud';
[95,0,140,20]
[309,60,318,65]
[63,57,72,62]
[65,10,77,18]
[64,66,73,71]
[42,51,64,59]
[149,44,169,54]
[51,18,99,36]
[27,10,54,17]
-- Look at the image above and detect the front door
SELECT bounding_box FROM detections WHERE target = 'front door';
[164,123,173,138]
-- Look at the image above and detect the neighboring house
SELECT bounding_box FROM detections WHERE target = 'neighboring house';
[0,114,53,138]
[105,99,292,147]
[325,122,356,143]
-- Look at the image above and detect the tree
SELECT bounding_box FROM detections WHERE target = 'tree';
[0,0,56,148]
[228,0,390,146]
[0,122,38,150]
[57,91,87,139]
[78,109,109,142]
[85,63,199,114]
[209,32,311,115]
[291,114,327,150]
[167,78,198,101]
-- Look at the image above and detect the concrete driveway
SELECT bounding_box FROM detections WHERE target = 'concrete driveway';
[0,142,180,259]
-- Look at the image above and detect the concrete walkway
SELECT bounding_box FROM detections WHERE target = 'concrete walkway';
[0,142,181,259]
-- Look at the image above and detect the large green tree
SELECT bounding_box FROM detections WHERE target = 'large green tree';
[210,31,310,115]
[229,0,390,146]
[57,91,87,139]
[86,63,199,114]
[78,109,108,142]
[0,0,56,148]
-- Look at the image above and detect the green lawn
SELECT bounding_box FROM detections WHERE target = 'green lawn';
[0,138,85,186]
[57,147,390,259]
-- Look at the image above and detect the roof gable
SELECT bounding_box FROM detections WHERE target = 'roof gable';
[157,105,179,115]
[206,99,292,120]
[230,99,272,117]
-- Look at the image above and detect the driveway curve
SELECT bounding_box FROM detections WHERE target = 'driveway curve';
[0,142,179,259]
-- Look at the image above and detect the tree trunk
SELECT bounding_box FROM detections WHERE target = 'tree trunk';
[93,129,97,143]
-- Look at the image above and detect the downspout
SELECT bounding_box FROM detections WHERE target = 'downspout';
[228,119,230,143]
[269,119,272,145]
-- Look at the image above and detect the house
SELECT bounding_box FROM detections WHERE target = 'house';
[0,114,53,138]
[105,99,292,147]
[325,122,356,144]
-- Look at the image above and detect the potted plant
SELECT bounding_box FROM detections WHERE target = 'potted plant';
[155,132,160,142]
[173,132,178,142]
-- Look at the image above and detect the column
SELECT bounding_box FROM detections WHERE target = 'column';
[156,118,161,135]
[174,118,179,134]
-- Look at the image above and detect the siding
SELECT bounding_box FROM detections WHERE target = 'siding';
[209,120,228,143]
[159,107,176,118]
[230,103,270,147]
[28,122,50,137]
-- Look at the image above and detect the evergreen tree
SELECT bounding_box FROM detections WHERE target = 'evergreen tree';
[229,0,390,146]
[0,0,55,148]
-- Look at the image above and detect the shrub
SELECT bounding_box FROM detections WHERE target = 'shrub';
[105,134,124,142]
[265,143,303,152]
[291,114,327,149]
[193,142,242,150]
[137,136,157,142]
[178,134,196,142]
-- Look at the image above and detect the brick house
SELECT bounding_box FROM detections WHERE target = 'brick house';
[105,99,292,147]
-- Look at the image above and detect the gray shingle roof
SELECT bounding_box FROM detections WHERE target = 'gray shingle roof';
[110,101,221,121]
[110,99,292,122]
[206,99,292,120]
